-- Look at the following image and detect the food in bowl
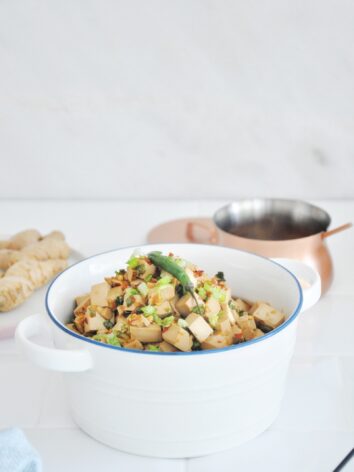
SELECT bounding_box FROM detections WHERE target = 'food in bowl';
[67,251,285,352]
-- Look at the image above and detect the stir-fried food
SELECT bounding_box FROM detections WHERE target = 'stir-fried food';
[67,251,285,352]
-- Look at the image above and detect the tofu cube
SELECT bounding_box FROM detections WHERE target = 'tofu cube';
[159,341,177,352]
[186,313,213,342]
[254,328,264,338]
[84,310,106,333]
[251,302,285,331]
[74,295,91,315]
[130,325,162,343]
[75,293,90,306]
[201,334,232,350]
[123,339,144,350]
[221,302,235,325]
[162,324,193,351]
[231,324,244,343]
[175,292,204,317]
[149,284,175,304]
[205,297,220,318]
[155,300,173,316]
[237,314,257,340]
[233,298,250,312]
[90,282,110,306]
[216,311,232,334]
[107,286,124,304]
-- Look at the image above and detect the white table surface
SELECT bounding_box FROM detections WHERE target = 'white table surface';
[0,199,353,472]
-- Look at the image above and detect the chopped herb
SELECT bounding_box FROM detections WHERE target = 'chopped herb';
[92,333,121,346]
[145,274,153,282]
[145,344,160,352]
[116,296,124,306]
[135,307,143,314]
[215,271,225,281]
[176,284,184,297]
[228,300,236,309]
[159,315,175,328]
[141,305,157,316]
[135,264,146,275]
[126,297,133,307]
[123,310,132,316]
[177,318,188,329]
[156,275,173,287]
[127,257,140,269]
[192,339,201,350]
[238,310,246,316]
[126,288,139,296]
[115,269,126,276]
[103,319,115,329]
[192,305,205,315]
[196,286,207,300]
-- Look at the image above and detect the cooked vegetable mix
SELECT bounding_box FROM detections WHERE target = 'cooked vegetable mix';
[67,251,286,352]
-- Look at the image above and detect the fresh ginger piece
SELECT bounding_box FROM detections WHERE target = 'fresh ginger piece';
[6,259,67,290]
[0,250,23,270]
[21,238,70,260]
[43,231,65,241]
[6,230,41,250]
[0,276,34,311]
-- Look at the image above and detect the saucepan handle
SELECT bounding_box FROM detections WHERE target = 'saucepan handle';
[186,220,219,244]
[15,314,93,372]
[321,222,352,239]
[272,258,321,312]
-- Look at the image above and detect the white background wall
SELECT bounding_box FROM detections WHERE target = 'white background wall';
[0,0,353,200]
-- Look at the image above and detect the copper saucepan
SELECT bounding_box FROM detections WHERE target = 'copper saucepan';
[187,199,352,294]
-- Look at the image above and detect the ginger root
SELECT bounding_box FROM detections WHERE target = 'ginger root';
[0,228,70,312]
[2,229,41,250]
[0,250,23,270]
[6,259,67,291]
[21,238,70,261]
[0,276,34,311]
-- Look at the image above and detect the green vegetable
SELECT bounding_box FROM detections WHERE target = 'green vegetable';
[196,286,207,300]
[93,333,121,346]
[141,305,157,316]
[116,296,124,306]
[127,256,140,269]
[145,344,160,351]
[137,282,148,297]
[126,288,139,296]
[207,312,221,328]
[103,319,115,329]
[145,274,153,282]
[215,271,225,281]
[156,275,173,286]
[204,282,227,302]
[148,251,202,314]
[192,305,205,315]
[177,318,188,329]
[159,315,174,328]
[135,264,146,275]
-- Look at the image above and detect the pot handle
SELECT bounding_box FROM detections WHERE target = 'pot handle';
[272,258,321,313]
[321,222,352,239]
[186,220,219,244]
[15,314,93,372]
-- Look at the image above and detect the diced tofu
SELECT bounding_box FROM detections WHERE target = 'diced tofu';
[113,316,128,332]
[149,284,175,304]
[130,325,162,343]
[216,311,232,334]
[75,293,89,306]
[201,334,232,350]
[162,324,193,351]
[74,295,91,315]
[124,339,144,350]
[254,328,264,338]
[94,306,114,320]
[123,292,144,311]
[84,310,106,333]
[231,324,244,343]
[186,313,213,343]
[205,297,220,318]
[233,298,251,312]
[185,268,198,288]
[221,302,235,325]
[107,286,124,304]
[251,302,285,331]
[237,314,257,340]
[155,300,173,316]
[159,341,177,352]
[175,292,204,317]
[90,282,110,306]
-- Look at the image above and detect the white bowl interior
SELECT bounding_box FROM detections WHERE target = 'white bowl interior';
[47,244,301,328]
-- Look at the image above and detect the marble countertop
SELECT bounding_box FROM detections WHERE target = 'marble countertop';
[0,199,353,472]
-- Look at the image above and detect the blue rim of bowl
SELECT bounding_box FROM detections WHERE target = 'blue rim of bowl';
[45,243,303,356]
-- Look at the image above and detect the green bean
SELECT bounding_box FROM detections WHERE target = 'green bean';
[148,251,202,314]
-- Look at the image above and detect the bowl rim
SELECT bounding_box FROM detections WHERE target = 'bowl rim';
[45,243,303,356]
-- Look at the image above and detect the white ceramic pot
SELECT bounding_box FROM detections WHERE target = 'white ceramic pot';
[15,244,321,458]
